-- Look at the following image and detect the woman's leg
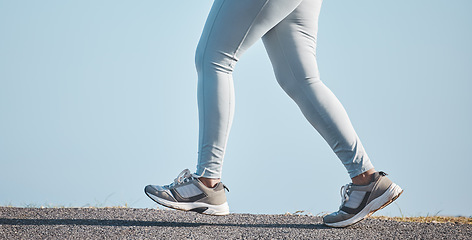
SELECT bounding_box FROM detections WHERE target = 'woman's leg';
[262,0,374,178]
[195,0,304,179]
[261,0,403,228]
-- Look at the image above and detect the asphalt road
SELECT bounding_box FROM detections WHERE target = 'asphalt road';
[0,207,470,239]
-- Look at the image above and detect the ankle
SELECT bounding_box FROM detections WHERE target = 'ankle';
[199,177,220,188]
[351,169,376,185]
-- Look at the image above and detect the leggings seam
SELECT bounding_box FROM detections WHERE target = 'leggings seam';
[220,0,270,174]
[230,0,270,68]
[198,0,227,167]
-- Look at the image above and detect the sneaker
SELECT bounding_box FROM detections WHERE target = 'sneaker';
[144,169,230,216]
[323,171,403,227]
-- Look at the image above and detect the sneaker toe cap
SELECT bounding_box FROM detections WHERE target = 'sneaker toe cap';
[145,185,176,202]
[323,211,354,224]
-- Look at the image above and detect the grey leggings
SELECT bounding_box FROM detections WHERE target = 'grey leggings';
[195,0,374,179]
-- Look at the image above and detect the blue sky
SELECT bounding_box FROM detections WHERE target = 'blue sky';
[1,0,471,217]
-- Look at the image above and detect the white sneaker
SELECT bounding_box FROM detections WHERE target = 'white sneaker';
[144,169,230,216]
[323,171,403,227]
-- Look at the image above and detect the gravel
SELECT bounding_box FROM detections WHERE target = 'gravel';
[1,207,470,239]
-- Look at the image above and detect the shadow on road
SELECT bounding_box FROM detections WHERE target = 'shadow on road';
[0,218,328,229]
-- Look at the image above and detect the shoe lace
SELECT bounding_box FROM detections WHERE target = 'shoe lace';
[166,169,198,188]
[339,183,352,209]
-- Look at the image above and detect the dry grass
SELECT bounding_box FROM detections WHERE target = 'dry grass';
[371,216,472,225]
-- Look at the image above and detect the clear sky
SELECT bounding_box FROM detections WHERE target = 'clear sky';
[1,0,471,217]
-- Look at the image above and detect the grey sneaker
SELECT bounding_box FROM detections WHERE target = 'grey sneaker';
[323,171,403,227]
[144,169,230,216]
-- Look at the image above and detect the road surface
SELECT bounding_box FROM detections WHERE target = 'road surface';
[1,207,470,239]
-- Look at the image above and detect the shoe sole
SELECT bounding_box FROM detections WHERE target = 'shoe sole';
[324,183,403,228]
[145,190,230,216]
